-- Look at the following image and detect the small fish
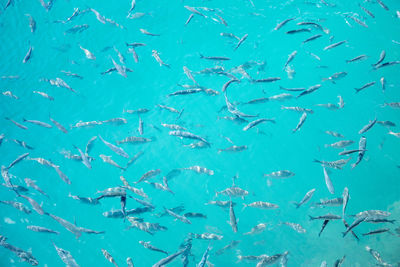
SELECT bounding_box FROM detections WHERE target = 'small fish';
[322,166,334,194]
[318,220,330,237]
[362,228,390,236]
[99,136,129,158]
[111,57,127,77]
[24,178,48,197]
[346,55,367,63]
[23,45,33,63]
[243,118,273,131]
[351,136,367,168]
[323,40,347,50]
[325,140,354,148]
[25,14,36,33]
[152,50,170,67]
[33,91,54,100]
[229,200,238,233]
[342,187,349,218]
[303,34,322,44]
[297,84,321,98]
[218,145,247,153]
[243,201,279,210]
[325,131,344,138]
[234,34,248,50]
[164,207,191,224]
[355,81,375,93]
[342,217,367,237]
[359,4,375,18]
[79,45,95,60]
[264,170,295,178]
[372,51,385,67]
[200,54,230,61]
[53,243,79,267]
[5,117,28,130]
[359,118,377,134]
[293,113,307,133]
[152,249,186,267]
[274,18,295,30]
[27,225,59,234]
[286,28,311,34]
[281,222,306,233]
[380,77,385,92]
[294,188,315,208]
[139,241,168,255]
[101,249,118,267]
[284,51,297,70]
[50,117,68,133]
[376,0,389,11]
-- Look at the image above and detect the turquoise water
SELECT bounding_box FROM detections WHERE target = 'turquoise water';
[1,0,400,266]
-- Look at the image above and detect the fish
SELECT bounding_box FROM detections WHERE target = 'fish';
[372,50,385,66]
[309,213,341,220]
[50,117,68,133]
[286,28,311,34]
[191,233,223,240]
[359,4,375,18]
[322,166,334,194]
[116,136,152,145]
[218,145,247,153]
[206,200,235,208]
[136,169,161,183]
[183,166,214,175]
[7,153,29,169]
[339,149,365,156]
[359,118,377,134]
[325,140,354,148]
[318,220,330,237]
[199,54,230,61]
[152,50,170,67]
[243,201,279,210]
[354,81,375,93]
[79,45,95,60]
[302,34,322,44]
[101,249,118,267]
[325,131,344,138]
[293,112,307,133]
[229,200,238,232]
[252,77,281,83]
[323,40,347,50]
[243,223,267,236]
[65,24,89,34]
[20,195,46,215]
[69,193,100,205]
[126,258,134,267]
[33,91,54,100]
[139,241,168,255]
[98,136,129,158]
[216,186,248,199]
[0,200,31,214]
[265,170,295,178]
[169,130,209,144]
[322,72,347,84]
[100,155,126,170]
[152,248,186,267]
[0,235,39,266]
[351,136,367,168]
[125,151,145,170]
[294,188,315,208]
[346,55,367,63]
[24,178,48,197]
[53,243,79,267]
[27,225,59,234]
[234,34,248,50]
[297,84,321,98]
[111,57,127,77]
[281,106,314,114]
[281,222,306,233]
[342,216,367,237]
[313,158,350,169]
[274,18,295,30]
[243,118,274,131]
[74,145,91,169]
[362,228,390,236]
[23,45,33,63]
[222,78,240,92]
[284,51,297,70]
[197,246,212,267]
[138,116,144,135]
[5,117,28,130]
[376,0,389,11]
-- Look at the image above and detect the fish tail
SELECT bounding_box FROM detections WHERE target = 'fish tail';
[294,202,300,209]
[342,231,347,237]
[308,215,315,221]
[354,88,360,93]
[199,53,204,58]
[241,203,247,211]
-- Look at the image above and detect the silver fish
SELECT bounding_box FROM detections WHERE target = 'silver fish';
[294,188,315,208]
[99,136,129,158]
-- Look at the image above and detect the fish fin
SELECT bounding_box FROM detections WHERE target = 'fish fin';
[308,215,315,221]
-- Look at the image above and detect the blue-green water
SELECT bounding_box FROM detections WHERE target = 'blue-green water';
[1,0,400,266]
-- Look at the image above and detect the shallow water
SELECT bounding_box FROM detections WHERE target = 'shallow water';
[0,0,400,266]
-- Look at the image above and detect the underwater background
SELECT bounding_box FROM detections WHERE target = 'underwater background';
[0,0,400,266]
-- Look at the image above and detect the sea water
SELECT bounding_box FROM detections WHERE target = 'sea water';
[0,0,399,266]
